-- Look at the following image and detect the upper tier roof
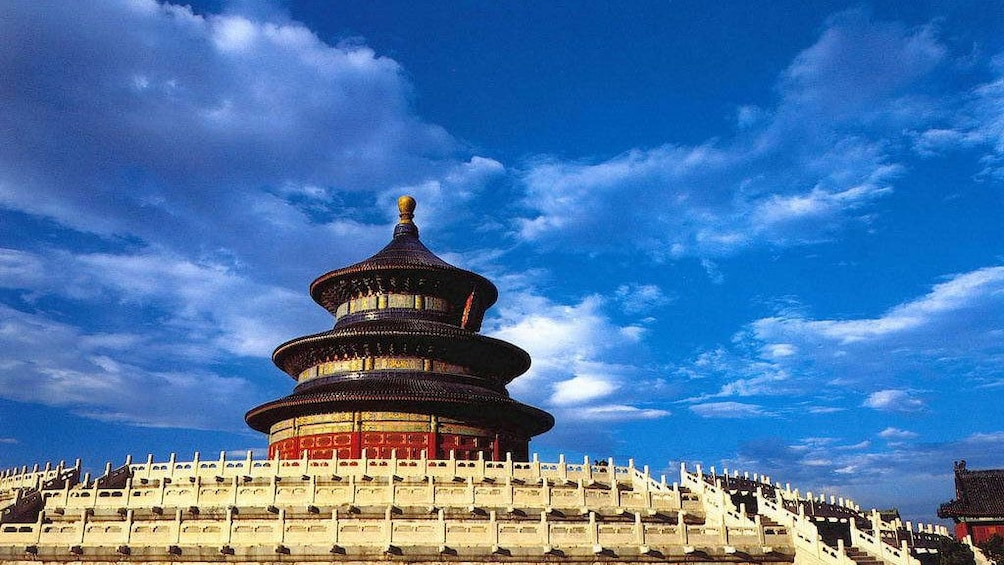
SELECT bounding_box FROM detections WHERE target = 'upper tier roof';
[308,197,498,331]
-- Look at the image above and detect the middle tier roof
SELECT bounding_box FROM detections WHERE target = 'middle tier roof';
[272,318,531,385]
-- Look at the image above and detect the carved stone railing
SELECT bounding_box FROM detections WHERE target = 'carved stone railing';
[40,472,684,516]
[0,506,784,555]
[679,463,763,529]
[119,451,674,489]
[753,490,853,565]
[0,461,79,494]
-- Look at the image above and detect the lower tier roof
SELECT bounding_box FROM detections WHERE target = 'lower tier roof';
[245,381,554,437]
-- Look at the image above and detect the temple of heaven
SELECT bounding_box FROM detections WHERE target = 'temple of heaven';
[245,195,554,461]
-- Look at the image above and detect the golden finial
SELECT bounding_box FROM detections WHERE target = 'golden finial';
[398,195,416,224]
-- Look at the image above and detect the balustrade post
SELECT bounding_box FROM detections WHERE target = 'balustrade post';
[33,506,43,545]
[225,505,234,545]
[589,511,598,546]
[438,508,446,546]
[490,510,498,547]
[157,476,166,507]
[174,508,182,545]
[678,510,688,544]
[541,510,550,547]
[608,457,616,489]
[61,477,71,507]
[384,507,392,547]
[331,509,339,545]
[77,509,88,545]
[635,512,645,545]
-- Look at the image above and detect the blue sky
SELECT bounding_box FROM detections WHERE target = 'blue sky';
[1,0,1003,523]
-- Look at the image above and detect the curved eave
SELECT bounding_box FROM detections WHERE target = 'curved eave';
[938,501,1003,519]
[271,321,531,382]
[245,391,555,438]
[309,265,499,311]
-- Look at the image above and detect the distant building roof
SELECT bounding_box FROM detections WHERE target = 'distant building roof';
[938,460,1004,519]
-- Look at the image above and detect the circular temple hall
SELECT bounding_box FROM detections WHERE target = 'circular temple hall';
[245,196,554,461]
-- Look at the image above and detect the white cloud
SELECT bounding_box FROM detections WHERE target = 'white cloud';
[700,259,725,285]
[777,12,944,121]
[0,304,262,430]
[863,389,925,412]
[781,266,1004,345]
[753,267,1001,389]
[878,427,918,440]
[550,375,618,406]
[70,249,325,358]
[690,401,772,419]
[485,289,664,425]
[0,248,46,288]
[560,404,669,422]
[680,266,1003,418]
[726,430,1004,522]
[513,10,945,259]
[0,1,477,289]
[614,283,674,314]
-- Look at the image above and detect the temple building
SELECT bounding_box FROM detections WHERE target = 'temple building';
[0,197,953,564]
[246,196,553,461]
[939,461,1004,544]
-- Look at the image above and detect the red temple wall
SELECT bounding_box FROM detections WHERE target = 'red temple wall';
[957,522,1004,544]
[269,430,526,461]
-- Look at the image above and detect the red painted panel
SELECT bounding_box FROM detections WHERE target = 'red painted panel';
[971,523,1004,544]
[271,430,531,461]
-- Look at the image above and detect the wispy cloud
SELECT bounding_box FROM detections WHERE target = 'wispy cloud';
[687,266,1004,405]
[0,1,484,288]
[726,431,1004,518]
[0,304,261,430]
[690,402,773,419]
[513,9,946,260]
[879,427,919,441]
[863,389,926,413]
[614,283,675,315]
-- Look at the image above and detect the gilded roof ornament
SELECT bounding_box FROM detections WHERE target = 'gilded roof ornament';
[398,195,416,224]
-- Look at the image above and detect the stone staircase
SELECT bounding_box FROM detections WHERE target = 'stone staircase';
[845,546,886,565]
